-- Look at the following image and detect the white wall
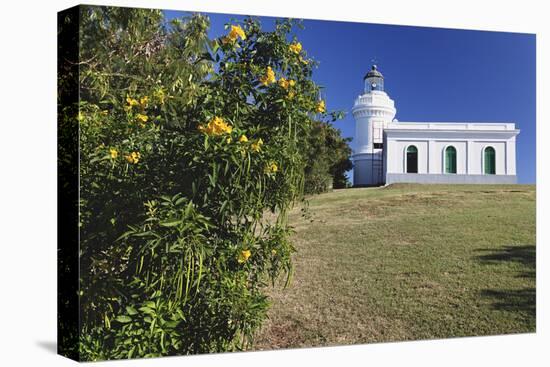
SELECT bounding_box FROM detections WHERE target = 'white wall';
[433,141,467,174]
[470,141,506,175]
[352,91,396,154]
[386,140,428,174]
[386,137,515,176]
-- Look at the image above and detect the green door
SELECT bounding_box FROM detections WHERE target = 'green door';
[406,145,418,173]
[484,147,496,174]
[445,146,457,174]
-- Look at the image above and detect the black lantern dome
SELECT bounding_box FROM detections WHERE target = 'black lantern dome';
[364,64,384,93]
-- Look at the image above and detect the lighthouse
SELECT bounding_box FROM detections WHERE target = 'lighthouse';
[351,65,518,186]
[352,65,397,186]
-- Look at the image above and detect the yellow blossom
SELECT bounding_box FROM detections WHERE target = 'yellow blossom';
[287,90,296,99]
[226,137,232,144]
[299,55,309,65]
[259,66,276,86]
[77,112,84,121]
[222,24,246,44]
[315,100,326,113]
[251,138,263,152]
[109,148,118,159]
[136,113,148,123]
[239,135,248,143]
[271,249,277,255]
[265,161,278,174]
[278,77,290,90]
[288,79,296,87]
[125,151,141,164]
[229,25,246,40]
[139,96,148,107]
[126,97,139,107]
[238,249,252,264]
[289,42,302,54]
[199,116,233,136]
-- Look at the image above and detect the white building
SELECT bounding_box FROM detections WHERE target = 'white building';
[352,65,519,186]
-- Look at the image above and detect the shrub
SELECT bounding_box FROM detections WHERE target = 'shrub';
[59,6,347,360]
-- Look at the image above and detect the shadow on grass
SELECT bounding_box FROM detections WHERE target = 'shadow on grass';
[479,288,535,316]
[475,244,535,318]
[475,245,535,272]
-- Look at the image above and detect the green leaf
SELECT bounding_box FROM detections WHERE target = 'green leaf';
[139,306,155,315]
[126,306,138,315]
[159,219,181,227]
[164,320,180,329]
[128,346,136,359]
[104,314,111,329]
[144,301,157,309]
[115,315,132,323]
[174,196,187,206]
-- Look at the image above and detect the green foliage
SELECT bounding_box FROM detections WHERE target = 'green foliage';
[304,121,353,194]
[58,5,350,360]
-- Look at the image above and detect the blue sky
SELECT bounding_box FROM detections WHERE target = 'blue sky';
[164,10,536,184]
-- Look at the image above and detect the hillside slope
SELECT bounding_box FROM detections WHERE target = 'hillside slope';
[253,184,536,349]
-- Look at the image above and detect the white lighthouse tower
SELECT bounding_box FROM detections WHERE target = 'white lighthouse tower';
[352,65,397,186]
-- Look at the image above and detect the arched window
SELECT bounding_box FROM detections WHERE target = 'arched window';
[444,146,457,174]
[406,145,418,173]
[484,146,496,174]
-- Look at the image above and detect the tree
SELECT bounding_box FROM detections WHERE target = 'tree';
[304,121,353,194]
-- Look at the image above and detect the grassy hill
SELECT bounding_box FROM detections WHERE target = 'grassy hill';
[252,184,536,349]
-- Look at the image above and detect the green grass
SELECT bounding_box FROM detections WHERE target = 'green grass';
[252,184,536,349]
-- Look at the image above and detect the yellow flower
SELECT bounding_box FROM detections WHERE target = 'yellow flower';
[315,100,326,113]
[200,116,233,136]
[229,25,246,40]
[251,138,263,152]
[278,77,290,90]
[126,97,139,107]
[109,148,118,159]
[288,79,296,87]
[136,113,148,123]
[238,249,252,264]
[271,249,277,255]
[77,112,84,121]
[287,90,296,99]
[265,161,278,174]
[222,25,246,44]
[289,42,302,54]
[299,55,309,65]
[259,66,276,86]
[125,151,141,164]
[239,135,248,143]
[139,96,148,108]
[226,137,232,144]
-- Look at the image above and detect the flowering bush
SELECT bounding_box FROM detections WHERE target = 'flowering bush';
[58,6,349,360]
